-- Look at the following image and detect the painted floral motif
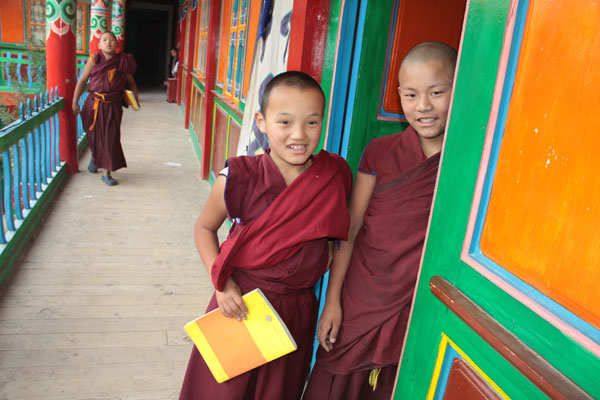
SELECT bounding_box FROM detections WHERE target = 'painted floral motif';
[45,0,76,39]
[91,0,110,38]
[111,0,127,40]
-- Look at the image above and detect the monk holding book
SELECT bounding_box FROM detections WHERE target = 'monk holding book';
[179,71,352,399]
[72,31,139,186]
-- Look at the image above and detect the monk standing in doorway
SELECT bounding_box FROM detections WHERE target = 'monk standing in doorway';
[304,42,458,400]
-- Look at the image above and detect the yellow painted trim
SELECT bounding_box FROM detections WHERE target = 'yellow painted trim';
[224,115,231,158]
[426,333,511,400]
[426,334,450,400]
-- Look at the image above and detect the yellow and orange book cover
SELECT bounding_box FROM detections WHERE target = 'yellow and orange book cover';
[123,89,139,110]
[184,288,297,383]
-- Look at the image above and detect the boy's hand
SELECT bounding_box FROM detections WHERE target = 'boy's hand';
[317,301,342,352]
[72,103,80,115]
[215,278,248,321]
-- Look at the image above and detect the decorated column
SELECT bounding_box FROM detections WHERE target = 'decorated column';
[45,0,78,172]
[90,0,111,54]
[111,0,126,53]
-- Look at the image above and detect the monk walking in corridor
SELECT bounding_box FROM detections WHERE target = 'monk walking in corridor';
[72,31,139,186]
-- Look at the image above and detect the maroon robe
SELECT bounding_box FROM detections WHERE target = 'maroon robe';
[304,127,440,400]
[180,150,352,400]
[80,52,136,171]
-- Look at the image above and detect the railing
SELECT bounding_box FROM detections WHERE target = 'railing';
[0,87,68,284]
[0,49,44,93]
[0,49,88,92]
[76,90,89,147]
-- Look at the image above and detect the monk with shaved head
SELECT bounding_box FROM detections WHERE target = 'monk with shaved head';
[304,42,457,400]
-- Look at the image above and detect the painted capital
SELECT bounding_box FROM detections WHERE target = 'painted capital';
[111,0,127,52]
[90,0,111,53]
[45,0,76,39]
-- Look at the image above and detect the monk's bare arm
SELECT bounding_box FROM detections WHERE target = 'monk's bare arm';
[318,171,376,351]
[125,74,139,105]
[194,175,248,320]
[72,58,93,115]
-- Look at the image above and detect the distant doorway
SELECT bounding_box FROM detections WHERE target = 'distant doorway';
[125,8,169,87]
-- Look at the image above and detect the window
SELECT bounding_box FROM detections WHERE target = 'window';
[76,4,89,53]
[29,0,46,48]
[224,0,248,104]
[183,8,192,66]
[194,0,210,81]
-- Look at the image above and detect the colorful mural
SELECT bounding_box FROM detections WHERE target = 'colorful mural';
[237,0,292,156]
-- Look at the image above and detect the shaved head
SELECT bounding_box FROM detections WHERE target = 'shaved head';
[399,41,457,77]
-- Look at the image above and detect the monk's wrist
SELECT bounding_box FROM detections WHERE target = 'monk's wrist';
[324,293,341,306]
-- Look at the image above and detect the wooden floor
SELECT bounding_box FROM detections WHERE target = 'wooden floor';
[0,88,225,399]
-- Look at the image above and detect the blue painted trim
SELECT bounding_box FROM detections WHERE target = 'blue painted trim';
[432,344,461,400]
[339,0,368,159]
[467,0,600,346]
[326,0,360,155]
[311,270,330,370]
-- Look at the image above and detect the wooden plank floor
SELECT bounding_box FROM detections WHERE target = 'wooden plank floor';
[0,88,225,399]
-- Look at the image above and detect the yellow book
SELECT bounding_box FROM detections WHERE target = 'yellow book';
[123,89,139,110]
[184,288,297,383]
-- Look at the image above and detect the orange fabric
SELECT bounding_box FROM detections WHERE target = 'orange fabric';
[195,311,266,379]
[107,68,116,83]
[88,92,112,131]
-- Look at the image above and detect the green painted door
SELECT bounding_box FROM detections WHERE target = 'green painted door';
[395,1,600,399]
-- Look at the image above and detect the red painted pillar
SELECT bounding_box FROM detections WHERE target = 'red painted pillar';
[90,0,111,54]
[200,0,221,179]
[176,4,187,106]
[46,0,78,172]
[111,0,126,53]
[183,1,199,130]
[288,0,330,80]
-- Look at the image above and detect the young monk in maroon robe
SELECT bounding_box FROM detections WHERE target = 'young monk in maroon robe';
[303,42,458,400]
[179,71,352,400]
[72,31,138,186]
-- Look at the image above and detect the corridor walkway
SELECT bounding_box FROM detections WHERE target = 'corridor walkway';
[0,89,224,399]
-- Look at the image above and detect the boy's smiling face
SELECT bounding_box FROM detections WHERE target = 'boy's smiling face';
[398,59,454,148]
[255,85,324,172]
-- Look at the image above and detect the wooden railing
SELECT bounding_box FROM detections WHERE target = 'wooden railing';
[0,87,68,285]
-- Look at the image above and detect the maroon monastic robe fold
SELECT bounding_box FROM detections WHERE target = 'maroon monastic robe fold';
[80,52,136,171]
[304,127,440,400]
[211,149,353,291]
[180,150,352,400]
